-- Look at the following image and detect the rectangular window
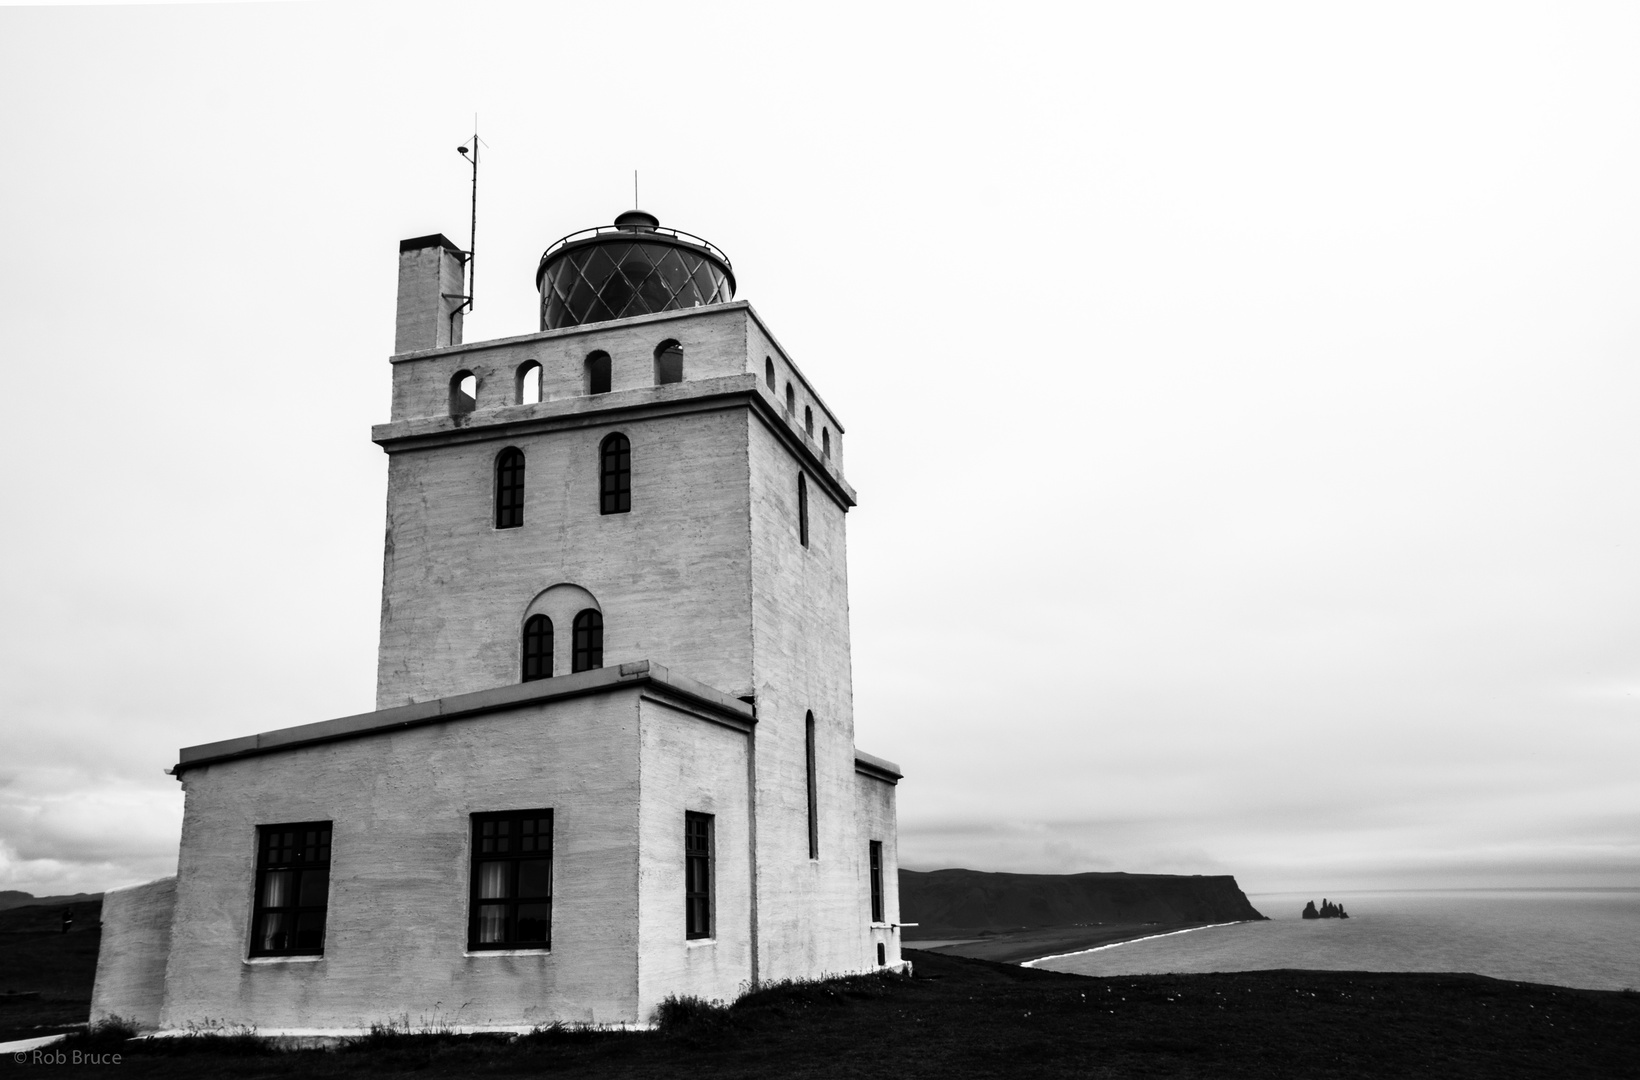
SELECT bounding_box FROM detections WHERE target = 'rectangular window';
[250,822,331,957]
[469,810,553,951]
[869,840,884,923]
[685,812,713,940]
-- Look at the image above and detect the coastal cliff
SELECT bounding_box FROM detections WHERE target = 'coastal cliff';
[899,869,1266,938]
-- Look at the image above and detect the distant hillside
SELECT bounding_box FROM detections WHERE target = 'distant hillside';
[0,890,102,913]
[900,869,1265,937]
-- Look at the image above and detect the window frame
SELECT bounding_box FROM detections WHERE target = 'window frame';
[805,712,819,860]
[494,447,525,530]
[522,613,552,682]
[467,809,554,952]
[869,840,884,923]
[797,473,809,548]
[572,609,603,673]
[249,821,332,958]
[685,811,714,940]
[600,433,631,515]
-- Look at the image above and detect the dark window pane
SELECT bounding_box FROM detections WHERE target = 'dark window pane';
[572,610,603,672]
[517,860,553,898]
[515,903,551,943]
[477,904,506,943]
[522,614,553,682]
[259,912,291,953]
[295,911,326,951]
[298,868,329,907]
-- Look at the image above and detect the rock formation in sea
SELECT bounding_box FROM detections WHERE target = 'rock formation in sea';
[1301,898,1349,919]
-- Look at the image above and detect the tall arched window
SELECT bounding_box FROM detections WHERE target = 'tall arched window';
[586,351,612,395]
[764,357,776,389]
[599,433,631,515]
[495,447,525,529]
[804,405,814,436]
[797,473,809,548]
[785,383,795,415]
[572,609,603,672]
[450,370,477,415]
[515,361,542,405]
[655,340,683,384]
[522,614,552,682]
[805,712,818,859]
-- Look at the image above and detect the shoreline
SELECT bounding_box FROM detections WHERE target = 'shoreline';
[1019,920,1246,967]
[904,920,1247,965]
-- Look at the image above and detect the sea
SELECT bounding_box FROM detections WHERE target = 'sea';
[1028,889,1640,992]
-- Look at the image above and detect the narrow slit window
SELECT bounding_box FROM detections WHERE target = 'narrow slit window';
[685,812,713,939]
[516,361,542,405]
[586,351,612,395]
[522,614,552,682]
[797,473,809,548]
[468,810,553,950]
[822,428,831,458]
[805,712,818,860]
[600,433,631,515]
[764,357,776,389]
[869,840,884,923]
[250,822,331,957]
[655,341,683,384]
[572,609,603,672]
[495,447,525,529]
[785,383,795,415]
[804,406,814,436]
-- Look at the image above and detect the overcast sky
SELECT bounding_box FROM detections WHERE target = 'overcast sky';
[2,1,1637,898]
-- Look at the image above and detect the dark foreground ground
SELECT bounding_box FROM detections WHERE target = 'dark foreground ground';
[6,948,1637,1079]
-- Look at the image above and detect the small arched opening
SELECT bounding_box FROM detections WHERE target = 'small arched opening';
[450,370,478,415]
[515,361,543,405]
[654,340,683,385]
[586,351,612,395]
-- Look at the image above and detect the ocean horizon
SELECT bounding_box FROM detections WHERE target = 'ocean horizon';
[1029,888,1640,992]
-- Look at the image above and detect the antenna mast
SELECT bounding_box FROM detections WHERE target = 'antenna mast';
[456,123,481,313]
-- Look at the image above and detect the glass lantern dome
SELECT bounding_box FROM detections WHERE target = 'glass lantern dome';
[535,210,736,330]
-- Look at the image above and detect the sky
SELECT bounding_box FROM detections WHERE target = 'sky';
[2,0,1638,898]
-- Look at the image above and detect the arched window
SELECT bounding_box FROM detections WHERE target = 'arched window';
[764,357,776,389]
[495,447,525,529]
[450,370,477,415]
[572,609,603,672]
[822,427,831,458]
[655,340,683,384]
[516,361,542,405]
[586,351,612,395]
[805,711,818,859]
[785,383,795,415]
[804,405,814,437]
[522,614,552,682]
[797,472,809,548]
[600,433,631,515]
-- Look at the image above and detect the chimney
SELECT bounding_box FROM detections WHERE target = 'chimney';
[395,234,466,353]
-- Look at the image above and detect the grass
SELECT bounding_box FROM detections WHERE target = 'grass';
[12,950,1639,1078]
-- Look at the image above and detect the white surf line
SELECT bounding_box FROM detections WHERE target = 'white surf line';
[1020,921,1245,968]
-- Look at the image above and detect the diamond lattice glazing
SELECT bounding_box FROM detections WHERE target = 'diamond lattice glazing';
[540,241,734,329]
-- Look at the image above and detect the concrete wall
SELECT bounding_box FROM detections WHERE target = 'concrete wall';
[90,876,177,1030]
[635,698,754,1013]
[159,691,648,1032]
[375,404,755,709]
[745,407,865,981]
[854,773,902,969]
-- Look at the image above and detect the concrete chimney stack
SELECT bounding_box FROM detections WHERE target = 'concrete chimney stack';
[395,234,466,353]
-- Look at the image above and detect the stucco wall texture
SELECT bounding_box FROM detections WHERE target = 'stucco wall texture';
[155,688,753,1031]
[89,876,177,1029]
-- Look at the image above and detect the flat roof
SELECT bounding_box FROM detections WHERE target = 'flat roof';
[854,749,904,784]
[173,660,753,775]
